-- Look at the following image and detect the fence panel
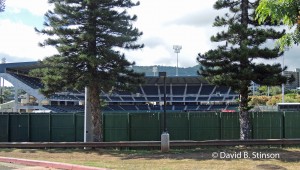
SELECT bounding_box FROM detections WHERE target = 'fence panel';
[30,114,50,142]
[220,112,240,139]
[252,112,283,139]
[51,114,75,142]
[284,111,300,138]
[190,112,220,141]
[9,114,29,142]
[0,114,9,142]
[7,111,300,142]
[75,114,84,142]
[166,112,189,140]
[103,113,129,142]
[130,112,160,141]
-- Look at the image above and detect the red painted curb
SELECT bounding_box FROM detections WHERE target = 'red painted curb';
[0,157,109,170]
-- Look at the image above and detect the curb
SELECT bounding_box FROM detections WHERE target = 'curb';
[0,157,109,170]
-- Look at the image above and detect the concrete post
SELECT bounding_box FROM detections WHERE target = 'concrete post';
[14,88,18,112]
[84,87,93,143]
[161,132,170,152]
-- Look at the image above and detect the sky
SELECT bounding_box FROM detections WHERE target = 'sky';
[0,0,299,71]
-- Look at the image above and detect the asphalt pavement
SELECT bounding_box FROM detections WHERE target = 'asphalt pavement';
[0,157,108,170]
[0,162,58,170]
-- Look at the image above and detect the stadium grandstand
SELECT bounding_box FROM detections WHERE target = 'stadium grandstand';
[0,62,239,113]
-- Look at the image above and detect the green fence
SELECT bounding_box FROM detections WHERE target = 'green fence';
[0,114,9,142]
[30,114,50,142]
[1,111,300,142]
[0,113,83,142]
[190,112,220,140]
[252,112,283,139]
[130,112,160,141]
[284,112,300,138]
[103,113,129,141]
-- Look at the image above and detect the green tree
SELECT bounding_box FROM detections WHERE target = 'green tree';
[258,86,282,96]
[256,0,300,50]
[34,0,144,141]
[0,87,13,104]
[0,0,5,12]
[197,0,287,140]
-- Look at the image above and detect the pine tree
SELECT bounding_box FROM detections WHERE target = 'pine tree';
[34,0,144,142]
[197,0,287,140]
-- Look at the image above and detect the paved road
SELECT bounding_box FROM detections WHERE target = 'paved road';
[0,162,58,170]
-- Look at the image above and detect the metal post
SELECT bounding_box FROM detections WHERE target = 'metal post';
[13,88,18,112]
[0,58,5,104]
[84,87,93,143]
[176,53,178,76]
[159,72,169,152]
[163,75,167,132]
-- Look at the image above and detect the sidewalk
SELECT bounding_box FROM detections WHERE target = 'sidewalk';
[0,157,109,170]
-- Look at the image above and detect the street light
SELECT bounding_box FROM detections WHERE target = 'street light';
[173,45,182,76]
[159,72,169,152]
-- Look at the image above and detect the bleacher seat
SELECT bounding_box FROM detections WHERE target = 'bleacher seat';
[142,86,158,95]
[136,105,149,111]
[172,86,185,95]
[200,85,214,95]
[119,105,137,111]
[10,72,239,113]
[186,85,200,94]
[214,86,229,94]
[10,73,43,89]
[121,97,134,101]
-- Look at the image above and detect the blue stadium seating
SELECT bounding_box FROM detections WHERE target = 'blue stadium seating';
[143,86,158,95]
[10,73,43,89]
[186,85,200,94]
[7,68,239,113]
[172,86,185,95]
[199,85,214,95]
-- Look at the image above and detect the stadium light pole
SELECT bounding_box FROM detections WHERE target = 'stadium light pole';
[159,72,169,152]
[173,45,182,76]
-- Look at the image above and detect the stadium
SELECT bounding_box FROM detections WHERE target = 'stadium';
[0,61,239,113]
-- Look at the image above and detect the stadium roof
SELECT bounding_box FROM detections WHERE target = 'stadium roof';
[0,61,207,85]
[0,61,40,73]
[145,76,207,84]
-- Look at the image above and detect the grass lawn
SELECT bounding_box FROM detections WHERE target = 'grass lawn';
[0,147,300,170]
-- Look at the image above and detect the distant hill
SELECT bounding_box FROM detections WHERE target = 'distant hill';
[132,65,199,77]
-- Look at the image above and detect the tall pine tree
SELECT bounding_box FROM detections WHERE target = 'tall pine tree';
[197,0,287,140]
[34,0,144,141]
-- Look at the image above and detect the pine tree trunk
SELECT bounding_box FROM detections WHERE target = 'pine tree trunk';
[238,0,251,140]
[239,109,251,140]
[239,84,251,140]
[88,83,103,142]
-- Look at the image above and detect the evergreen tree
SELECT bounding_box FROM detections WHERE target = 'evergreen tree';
[197,0,287,140]
[0,0,5,12]
[34,0,144,141]
[256,0,300,50]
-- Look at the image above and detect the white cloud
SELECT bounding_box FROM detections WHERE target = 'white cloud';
[6,0,50,16]
[0,19,57,62]
[124,1,217,67]
[1,0,299,71]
